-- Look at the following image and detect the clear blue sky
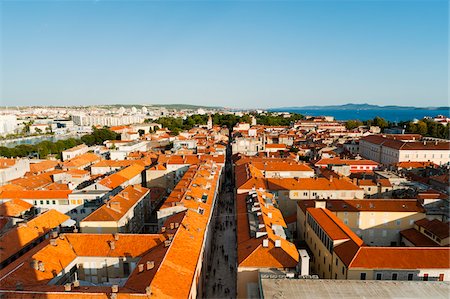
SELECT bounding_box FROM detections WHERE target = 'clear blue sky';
[1,0,448,108]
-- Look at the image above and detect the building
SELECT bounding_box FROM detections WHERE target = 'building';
[61,144,89,161]
[401,218,450,247]
[298,199,426,246]
[0,209,69,269]
[0,114,17,136]
[298,203,450,281]
[80,185,150,233]
[359,135,450,165]
[315,157,379,175]
[237,190,300,298]
[0,158,30,186]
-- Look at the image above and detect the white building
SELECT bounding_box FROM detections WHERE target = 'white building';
[0,115,17,136]
[71,113,145,127]
[360,135,450,165]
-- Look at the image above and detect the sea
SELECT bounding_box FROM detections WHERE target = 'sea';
[270,108,450,122]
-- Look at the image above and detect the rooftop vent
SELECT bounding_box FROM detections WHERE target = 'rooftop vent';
[146,261,155,270]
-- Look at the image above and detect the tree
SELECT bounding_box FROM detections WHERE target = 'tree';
[345,120,363,130]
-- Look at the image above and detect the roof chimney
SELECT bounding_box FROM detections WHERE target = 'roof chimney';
[161,226,166,233]
[50,239,57,246]
[315,200,326,209]
[109,241,115,250]
[147,261,155,270]
[111,285,119,293]
[38,261,45,272]
[30,259,39,270]
[64,283,71,292]
[113,233,119,241]
[138,264,144,273]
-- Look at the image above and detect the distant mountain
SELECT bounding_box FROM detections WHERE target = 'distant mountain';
[270,103,449,111]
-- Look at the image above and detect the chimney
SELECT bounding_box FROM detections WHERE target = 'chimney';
[113,233,119,241]
[64,283,71,292]
[174,222,179,229]
[73,280,80,288]
[138,264,144,273]
[109,241,115,250]
[161,226,166,233]
[315,200,326,209]
[111,285,119,293]
[352,178,358,185]
[329,176,333,182]
[147,261,154,270]
[38,261,45,272]
[267,212,272,219]
[15,282,23,291]
[51,231,58,239]
[50,239,57,246]
[170,223,174,230]
[30,259,39,270]
[164,240,171,247]
[145,286,152,295]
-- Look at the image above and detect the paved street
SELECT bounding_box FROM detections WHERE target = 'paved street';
[204,143,237,299]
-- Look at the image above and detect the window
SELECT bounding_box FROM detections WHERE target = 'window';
[408,273,413,281]
[376,273,382,280]
[423,274,428,281]
[392,273,398,280]
[335,258,338,266]
[439,274,444,281]
[382,230,387,237]
[40,200,44,204]
[46,200,50,205]
[396,220,401,226]
[342,267,344,275]
[360,273,366,280]
[52,200,56,205]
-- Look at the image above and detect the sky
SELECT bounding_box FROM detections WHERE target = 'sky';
[0,0,448,108]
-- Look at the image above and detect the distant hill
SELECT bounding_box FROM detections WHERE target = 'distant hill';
[270,103,449,111]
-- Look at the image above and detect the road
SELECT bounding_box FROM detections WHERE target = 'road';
[204,142,237,299]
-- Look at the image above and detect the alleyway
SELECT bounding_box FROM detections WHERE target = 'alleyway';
[204,142,237,299]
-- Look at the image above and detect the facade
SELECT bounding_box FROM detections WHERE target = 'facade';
[0,114,17,136]
[0,158,30,186]
[61,144,89,161]
[360,135,450,165]
[298,199,426,246]
[298,204,450,281]
[71,113,145,126]
[80,185,150,233]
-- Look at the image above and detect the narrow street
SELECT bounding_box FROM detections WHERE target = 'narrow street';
[204,141,237,298]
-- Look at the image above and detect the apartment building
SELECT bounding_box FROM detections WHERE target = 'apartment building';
[61,144,89,161]
[315,157,379,175]
[298,203,450,281]
[0,209,69,269]
[0,158,30,186]
[360,135,450,165]
[237,190,300,298]
[401,218,450,247]
[80,185,150,233]
[298,199,426,246]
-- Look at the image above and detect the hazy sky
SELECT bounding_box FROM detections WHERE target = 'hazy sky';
[1,0,448,108]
